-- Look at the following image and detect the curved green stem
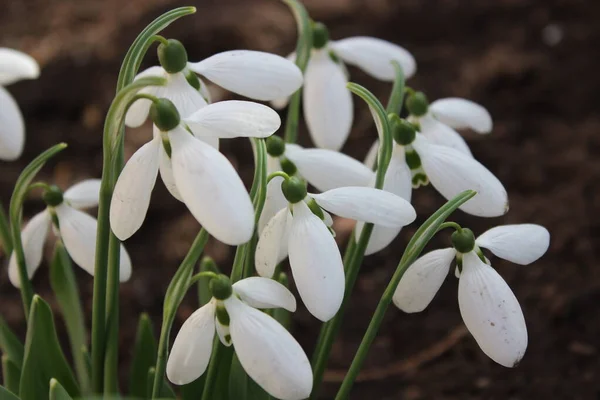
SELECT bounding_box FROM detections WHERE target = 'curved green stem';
[437,221,463,232]
[0,202,12,255]
[334,191,476,399]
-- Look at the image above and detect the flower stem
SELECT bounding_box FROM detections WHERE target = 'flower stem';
[0,201,12,255]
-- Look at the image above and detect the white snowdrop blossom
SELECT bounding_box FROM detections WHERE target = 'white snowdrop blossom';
[111,99,280,245]
[256,177,416,321]
[393,224,550,367]
[272,24,416,151]
[125,39,303,139]
[0,48,40,161]
[167,276,312,400]
[410,96,493,157]
[8,180,132,287]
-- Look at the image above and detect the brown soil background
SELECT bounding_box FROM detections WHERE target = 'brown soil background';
[1,0,599,399]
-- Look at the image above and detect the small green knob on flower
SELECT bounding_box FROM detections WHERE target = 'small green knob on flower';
[158,39,188,74]
[312,22,329,49]
[266,135,286,157]
[150,98,180,131]
[406,91,429,117]
[42,185,64,207]
[389,113,416,145]
[209,274,233,300]
[451,228,475,253]
[282,176,307,204]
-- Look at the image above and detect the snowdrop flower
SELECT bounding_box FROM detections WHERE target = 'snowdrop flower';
[125,38,303,142]
[406,91,493,156]
[111,97,280,245]
[259,135,374,233]
[255,175,416,321]
[272,23,416,151]
[167,275,312,400]
[0,48,40,161]
[8,180,132,287]
[393,224,550,367]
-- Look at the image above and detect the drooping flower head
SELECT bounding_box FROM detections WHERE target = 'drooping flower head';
[9,179,132,287]
[0,48,40,161]
[167,275,312,400]
[393,223,550,367]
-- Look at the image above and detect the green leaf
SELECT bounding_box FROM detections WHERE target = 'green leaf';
[0,385,20,400]
[0,315,24,367]
[385,61,406,115]
[229,353,249,400]
[180,375,206,400]
[9,143,67,317]
[2,355,21,395]
[0,201,12,254]
[49,241,90,394]
[128,313,158,398]
[19,295,80,400]
[147,368,176,399]
[49,379,74,400]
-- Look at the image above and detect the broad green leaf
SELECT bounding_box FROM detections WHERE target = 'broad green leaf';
[147,368,176,399]
[0,385,20,400]
[49,241,90,393]
[0,315,24,367]
[2,355,20,395]
[228,353,249,400]
[49,379,73,400]
[19,295,80,400]
[128,313,157,398]
[180,375,206,400]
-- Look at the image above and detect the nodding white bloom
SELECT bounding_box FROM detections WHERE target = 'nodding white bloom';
[407,93,493,157]
[256,177,416,321]
[111,99,280,245]
[167,276,312,400]
[8,180,132,287]
[393,224,550,367]
[272,23,416,151]
[260,135,374,233]
[0,48,40,161]
[125,39,303,137]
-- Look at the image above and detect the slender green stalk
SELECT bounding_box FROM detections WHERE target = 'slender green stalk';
[0,202,12,254]
[200,340,223,400]
[385,61,405,116]
[281,0,313,143]
[334,191,476,398]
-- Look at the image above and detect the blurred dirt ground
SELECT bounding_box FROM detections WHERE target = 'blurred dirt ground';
[1,0,599,399]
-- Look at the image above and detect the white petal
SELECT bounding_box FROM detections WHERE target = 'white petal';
[429,98,492,134]
[197,76,212,103]
[392,248,455,312]
[312,187,416,227]
[118,244,133,282]
[458,252,527,367]
[303,51,353,151]
[8,211,50,288]
[258,175,287,234]
[284,147,374,192]
[124,66,165,128]
[0,48,40,86]
[215,317,232,347]
[166,302,216,385]
[419,114,472,157]
[357,147,413,255]
[413,135,508,217]
[330,37,416,80]
[233,277,296,311]
[169,127,254,245]
[63,179,101,209]
[255,207,291,278]
[162,72,208,118]
[225,296,312,400]
[158,140,183,201]
[110,138,160,240]
[183,100,280,139]
[476,224,550,265]
[269,52,296,109]
[288,201,344,321]
[363,139,379,170]
[0,86,24,161]
[189,50,303,101]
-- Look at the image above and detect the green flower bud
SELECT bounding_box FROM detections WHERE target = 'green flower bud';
[307,198,325,220]
[281,176,307,204]
[406,91,429,117]
[157,39,188,74]
[312,22,329,49]
[280,157,297,176]
[209,274,232,300]
[266,135,286,157]
[405,149,422,170]
[451,228,475,253]
[42,185,64,207]
[389,114,416,145]
[150,98,180,131]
